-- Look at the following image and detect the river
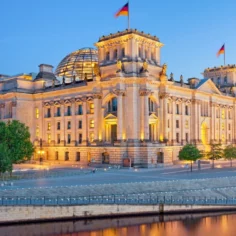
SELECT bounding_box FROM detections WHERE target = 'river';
[0,212,235,236]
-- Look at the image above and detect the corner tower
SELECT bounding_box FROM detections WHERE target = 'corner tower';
[95,29,164,80]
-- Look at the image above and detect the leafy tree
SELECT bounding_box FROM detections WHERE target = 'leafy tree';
[0,120,34,175]
[224,145,236,167]
[206,143,223,169]
[0,144,12,176]
[179,144,201,172]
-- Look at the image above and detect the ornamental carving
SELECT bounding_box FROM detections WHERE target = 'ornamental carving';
[113,89,126,96]
[75,97,82,103]
[0,103,5,108]
[81,97,88,102]
[70,98,76,103]
[159,92,170,99]
[44,102,51,107]
[93,93,102,99]
[139,89,151,96]
[54,101,60,106]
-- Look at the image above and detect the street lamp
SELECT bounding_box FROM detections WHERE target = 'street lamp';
[37,150,45,165]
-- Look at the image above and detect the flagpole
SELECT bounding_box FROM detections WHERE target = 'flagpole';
[224,43,226,66]
[128,0,130,29]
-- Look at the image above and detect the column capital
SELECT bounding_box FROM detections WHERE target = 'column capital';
[159,92,170,99]
[92,93,102,99]
[0,103,5,108]
[113,89,126,96]
[140,89,152,96]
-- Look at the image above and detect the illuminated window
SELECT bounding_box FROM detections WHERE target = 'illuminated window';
[185,120,189,129]
[90,103,94,114]
[90,132,94,142]
[222,110,225,119]
[47,123,51,131]
[47,134,51,144]
[36,125,39,138]
[222,134,225,142]
[222,123,225,130]
[90,120,94,128]
[35,108,39,119]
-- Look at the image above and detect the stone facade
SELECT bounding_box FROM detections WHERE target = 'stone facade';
[1,29,236,167]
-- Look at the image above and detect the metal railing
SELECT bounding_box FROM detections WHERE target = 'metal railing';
[0,194,236,206]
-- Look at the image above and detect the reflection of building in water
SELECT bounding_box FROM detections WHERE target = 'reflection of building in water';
[1,29,236,167]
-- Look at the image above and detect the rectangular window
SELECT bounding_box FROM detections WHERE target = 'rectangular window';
[113,49,118,59]
[78,104,83,115]
[35,108,39,119]
[76,152,81,162]
[78,120,82,129]
[57,107,61,117]
[176,133,179,143]
[106,51,110,60]
[185,105,188,115]
[138,47,142,57]
[168,119,170,128]
[47,134,51,144]
[78,133,82,144]
[47,108,51,118]
[67,134,71,144]
[229,124,231,130]
[186,133,189,142]
[36,125,39,138]
[55,151,59,161]
[121,48,125,57]
[67,106,71,116]
[90,120,94,128]
[90,103,94,114]
[47,122,51,131]
[176,104,179,114]
[65,152,69,161]
[57,134,60,144]
[67,121,71,130]
[90,132,94,142]
[167,103,170,114]
[57,122,60,130]
[228,111,231,119]
[176,120,179,128]
[229,134,231,141]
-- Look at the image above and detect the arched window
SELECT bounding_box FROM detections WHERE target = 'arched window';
[224,77,227,84]
[113,49,118,59]
[108,97,117,112]
[148,98,155,112]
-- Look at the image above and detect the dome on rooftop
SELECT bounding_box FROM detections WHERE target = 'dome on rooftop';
[55,47,98,80]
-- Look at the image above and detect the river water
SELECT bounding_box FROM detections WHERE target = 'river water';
[0,212,236,236]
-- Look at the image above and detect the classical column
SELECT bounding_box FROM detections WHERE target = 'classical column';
[0,103,5,119]
[210,102,215,142]
[11,101,17,119]
[126,83,140,141]
[159,92,169,142]
[191,99,198,144]
[82,97,88,145]
[140,89,151,141]
[197,100,201,143]
[181,101,185,145]
[219,105,222,143]
[71,98,76,146]
[93,94,102,142]
[60,100,65,146]
[226,106,228,144]
[115,90,125,141]
[50,101,55,146]
[172,98,176,145]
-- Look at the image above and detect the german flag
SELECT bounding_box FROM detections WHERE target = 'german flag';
[115,2,129,18]
[217,44,225,57]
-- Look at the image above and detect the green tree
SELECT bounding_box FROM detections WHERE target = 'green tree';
[0,120,34,175]
[206,143,223,169]
[179,144,201,172]
[224,145,236,167]
[0,144,12,176]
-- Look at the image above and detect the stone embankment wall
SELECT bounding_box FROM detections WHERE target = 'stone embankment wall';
[1,204,236,223]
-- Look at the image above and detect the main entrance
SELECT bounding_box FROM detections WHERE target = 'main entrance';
[111,124,117,143]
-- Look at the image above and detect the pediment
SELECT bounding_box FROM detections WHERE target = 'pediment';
[104,113,117,120]
[196,79,221,95]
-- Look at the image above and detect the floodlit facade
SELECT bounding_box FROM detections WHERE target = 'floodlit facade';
[1,29,236,167]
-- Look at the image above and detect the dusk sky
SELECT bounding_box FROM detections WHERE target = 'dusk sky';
[1,0,235,80]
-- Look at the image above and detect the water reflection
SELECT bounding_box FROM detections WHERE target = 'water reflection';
[0,212,236,236]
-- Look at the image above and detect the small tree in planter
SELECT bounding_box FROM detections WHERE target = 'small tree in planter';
[178,144,201,172]
[206,143,223,169]
[224,145,236,167]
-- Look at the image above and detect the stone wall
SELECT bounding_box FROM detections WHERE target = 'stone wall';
[1,204,236,224]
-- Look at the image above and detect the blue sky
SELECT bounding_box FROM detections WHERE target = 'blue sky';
[1,0,235,80]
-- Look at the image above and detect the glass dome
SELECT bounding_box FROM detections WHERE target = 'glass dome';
[55,47,98,80]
